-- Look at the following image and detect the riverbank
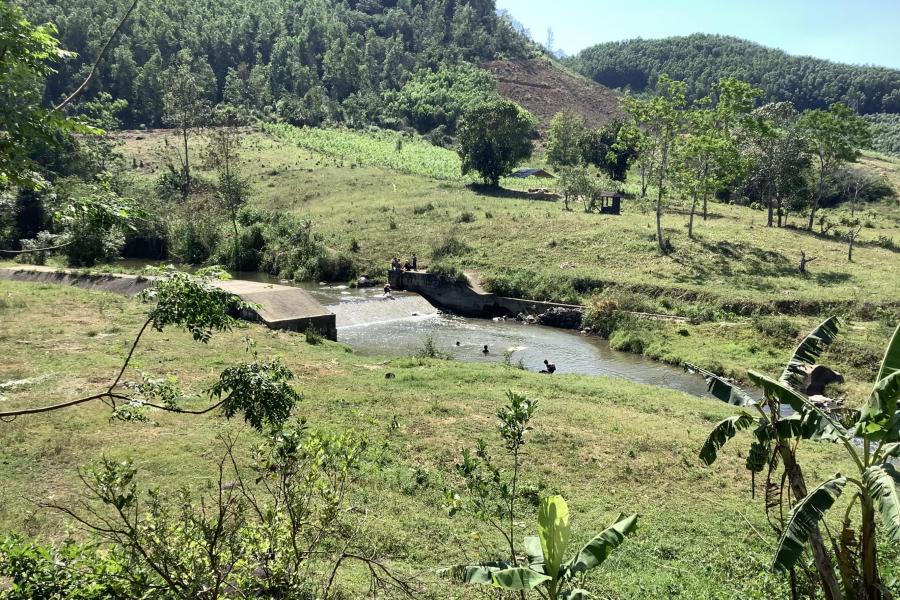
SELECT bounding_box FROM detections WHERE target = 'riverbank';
[1,279,885,599]
[113,129,899,401]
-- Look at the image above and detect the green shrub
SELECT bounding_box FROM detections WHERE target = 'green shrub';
[455,211,476,223]
[752,316,801,345]
[305,327,324,345]
[428,261,468,284]
[583,297,621,337]
[431,234,471,259]
[413,202,435,215]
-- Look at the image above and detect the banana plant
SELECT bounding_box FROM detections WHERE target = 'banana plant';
[688,316,844,600]
[439,495,636,599]
[756,324,900,599]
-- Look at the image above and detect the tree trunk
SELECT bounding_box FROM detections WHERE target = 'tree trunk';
[182,127,190,202]
[767,194,774,227]
[656,182,665,254]
[848,231,856,262]
[640,164,648,198]
[688,194,697,239]
[777,196,784,228]
[781,447,844,600]
[860,498,880,599]
[807,156,826,231]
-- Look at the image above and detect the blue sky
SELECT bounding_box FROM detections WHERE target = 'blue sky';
[496,0,900,69]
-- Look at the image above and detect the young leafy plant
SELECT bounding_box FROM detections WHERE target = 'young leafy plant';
[688,316,844,599]
[440,495,637,599]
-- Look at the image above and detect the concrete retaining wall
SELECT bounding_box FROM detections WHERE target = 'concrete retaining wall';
[388,270,582,320]
[0,267,154,295]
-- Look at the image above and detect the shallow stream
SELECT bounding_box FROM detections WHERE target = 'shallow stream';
[234,273,715,399]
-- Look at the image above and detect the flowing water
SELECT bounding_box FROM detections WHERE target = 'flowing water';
[234,273,715,399]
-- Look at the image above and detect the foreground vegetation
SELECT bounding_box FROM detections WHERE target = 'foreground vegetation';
[2,280,897,598]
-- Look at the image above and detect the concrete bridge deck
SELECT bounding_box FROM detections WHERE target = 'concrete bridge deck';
[0,266,337,340]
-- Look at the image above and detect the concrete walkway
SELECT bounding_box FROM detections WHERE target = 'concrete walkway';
[0,266,337,339]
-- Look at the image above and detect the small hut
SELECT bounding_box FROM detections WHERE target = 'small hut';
[597,191,622,215]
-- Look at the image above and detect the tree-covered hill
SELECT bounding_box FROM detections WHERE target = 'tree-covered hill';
[19,0,537,128]
[866,113,900,156]
[566,34,900,115]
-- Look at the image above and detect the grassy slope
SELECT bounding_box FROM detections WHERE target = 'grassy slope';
[3,280,896,598]
[116,128,900,391]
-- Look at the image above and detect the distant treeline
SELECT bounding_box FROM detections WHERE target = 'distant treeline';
[566,34,900,115]
[866,113,900,156]
[20,0,535,129]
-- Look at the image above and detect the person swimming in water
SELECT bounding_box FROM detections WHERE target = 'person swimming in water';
[541,359,556,374]
[482,345,489,354]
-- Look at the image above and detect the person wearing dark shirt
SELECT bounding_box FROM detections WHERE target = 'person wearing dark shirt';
[542,359,556,374]
[482,345,489,354]
[411,254,417,270]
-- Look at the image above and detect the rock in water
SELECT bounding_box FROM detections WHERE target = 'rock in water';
[536,307,584,329]
[802,365,845,396]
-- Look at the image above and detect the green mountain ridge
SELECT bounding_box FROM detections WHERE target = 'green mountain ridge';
[566,33,900,115]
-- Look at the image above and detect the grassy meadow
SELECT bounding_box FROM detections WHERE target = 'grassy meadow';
[115,127,900,391]
[2,280,898,598]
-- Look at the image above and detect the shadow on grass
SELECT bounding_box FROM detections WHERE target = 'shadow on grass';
[813,271,853,286]
[467,183,558,202]
[669,238,797,289]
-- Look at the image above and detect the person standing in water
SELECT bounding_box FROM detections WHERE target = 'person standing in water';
[482,345,489,354]
[383,283,392,296]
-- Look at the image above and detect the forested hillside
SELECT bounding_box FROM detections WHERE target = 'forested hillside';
[567,34,900,115]
[19,0,536,128]
[867,113,900,155]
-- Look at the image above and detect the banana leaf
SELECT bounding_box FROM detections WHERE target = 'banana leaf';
[858,371,900,438]
[773,475,847,572]
[863,463,900,542]
[780,317,841,391]
[524,535,545,568]
[747,370,849,441]
[437,561,511,585]
[686,364,756,406]
[538,495,571,580]
[564,513,638,578]
[700,413,755,465]
[876,324,900,384]
[490,567,551,590]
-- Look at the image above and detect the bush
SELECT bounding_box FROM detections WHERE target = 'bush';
[431,234,471,259]
[583,297,620,337]
[455,211,476,224]
[64,220,125,267]
[412,202,435,215]
[416,335,452,359]
[428,261,468,284]
[305,327,324,345]
[168,218,219,265]
[752,316,801,345]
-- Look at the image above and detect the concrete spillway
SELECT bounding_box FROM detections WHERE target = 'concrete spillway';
[0,267,337,340]
[325,294,439,329]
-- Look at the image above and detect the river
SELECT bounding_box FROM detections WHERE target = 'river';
[234,273,715,399]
